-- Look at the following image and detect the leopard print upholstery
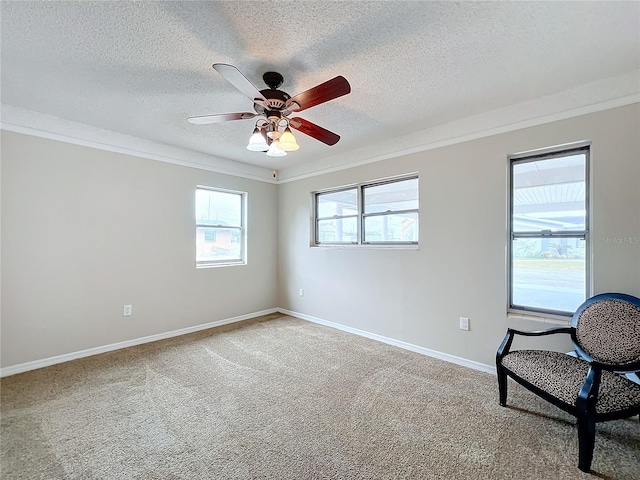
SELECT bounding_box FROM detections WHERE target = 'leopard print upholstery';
[575,299,640,366]
[501,350,640,414]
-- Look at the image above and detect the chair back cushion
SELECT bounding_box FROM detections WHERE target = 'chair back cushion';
[574,293,640,366]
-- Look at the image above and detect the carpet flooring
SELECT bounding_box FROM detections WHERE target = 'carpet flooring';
[1,313,639,479]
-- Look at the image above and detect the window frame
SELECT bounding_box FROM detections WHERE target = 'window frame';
[195,186,247,268]
[508,144,591,318]
[314,186,359,245]
[313,174,419,246]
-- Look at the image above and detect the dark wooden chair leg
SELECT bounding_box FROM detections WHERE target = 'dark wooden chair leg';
[577,413,596,472]
[497,364,508,407]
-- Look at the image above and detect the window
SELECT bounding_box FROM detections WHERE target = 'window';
[314,175,418,245]
[195,187,246,266]
[509,145,590,317]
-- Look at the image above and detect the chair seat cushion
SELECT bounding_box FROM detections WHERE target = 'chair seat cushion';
[501,350,640,414]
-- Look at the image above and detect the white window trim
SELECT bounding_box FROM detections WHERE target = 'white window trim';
[312,173,419,247]
[507,143,591,319]
[196,186,247,268]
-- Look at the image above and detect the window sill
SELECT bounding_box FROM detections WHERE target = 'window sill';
[310,244,419,250]
[196,262,246,269]
[507,312,571,326]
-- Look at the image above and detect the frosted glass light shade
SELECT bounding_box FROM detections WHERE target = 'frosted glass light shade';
[278,127,299,151]
[246,128,268,151]
[266,140,287,157]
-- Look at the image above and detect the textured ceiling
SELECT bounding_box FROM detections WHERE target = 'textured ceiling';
[1,1,639,179]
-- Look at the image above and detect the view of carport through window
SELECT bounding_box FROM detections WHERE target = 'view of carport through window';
[510,148,588,315]
[315,176,419,245]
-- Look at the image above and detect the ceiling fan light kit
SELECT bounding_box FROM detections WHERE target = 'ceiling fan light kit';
[277,127,300,152]
[188,63,351,159]
[266,140,287,157]
[245,127,269,152]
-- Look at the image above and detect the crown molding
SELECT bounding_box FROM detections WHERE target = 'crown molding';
[276,70,640,182]
[2,69,638,185]
[0,105,277,184]
[277,94,639,183]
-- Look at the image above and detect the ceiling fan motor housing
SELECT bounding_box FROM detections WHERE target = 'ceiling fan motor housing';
[256,88,290,113]
[251,71,291,113]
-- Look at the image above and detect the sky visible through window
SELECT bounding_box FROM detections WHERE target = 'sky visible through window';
[196,189,241,226]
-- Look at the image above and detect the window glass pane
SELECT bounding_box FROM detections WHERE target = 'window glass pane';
[317,189,357,218]
[196,189,241,226]
[364,213,418,242]
[512,154,586,233]
[317,217,357,243]
[196,227,241,262]
[364,178,418,214]
[511,237,586,313]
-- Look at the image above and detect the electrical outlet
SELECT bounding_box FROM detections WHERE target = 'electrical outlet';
[459,316,470,331]
[299,289,304,297]
[123,305,132,316]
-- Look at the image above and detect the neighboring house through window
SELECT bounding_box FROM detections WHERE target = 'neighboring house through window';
[314,174,418,245]
[195,186,246,266]
[509,144,590,317]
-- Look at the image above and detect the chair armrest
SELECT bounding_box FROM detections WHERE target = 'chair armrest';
[509,326,573,337]
[497,326,573,361]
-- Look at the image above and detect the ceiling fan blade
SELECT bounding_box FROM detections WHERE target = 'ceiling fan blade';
[187,112,256,124]
[285,76,350,112]
[290,117,341,146]
[213,63,268,104]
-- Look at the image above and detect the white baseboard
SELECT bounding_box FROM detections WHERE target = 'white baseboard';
[1,307,495,378]
[278,308,496,375]
[0,308,279,377]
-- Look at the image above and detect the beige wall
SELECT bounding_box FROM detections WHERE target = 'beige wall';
[278,104,640,367]
[1,131,278,367]
[2,104,639,371]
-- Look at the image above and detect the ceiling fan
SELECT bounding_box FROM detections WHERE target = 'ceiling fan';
[188,64,351,156]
